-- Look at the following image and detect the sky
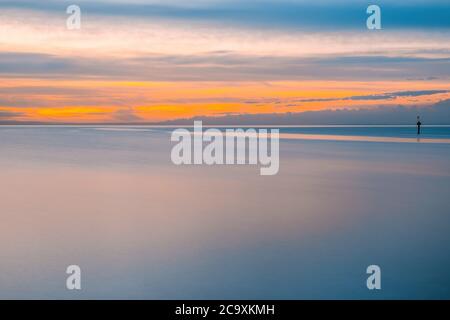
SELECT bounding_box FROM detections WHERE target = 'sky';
[0,0,449,123]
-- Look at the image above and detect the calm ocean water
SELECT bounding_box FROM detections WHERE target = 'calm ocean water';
[0,125,449,299]
[178,125,450,139]
[92,124,450,138]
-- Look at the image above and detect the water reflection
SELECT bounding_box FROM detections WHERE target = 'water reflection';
[0,126,449,299]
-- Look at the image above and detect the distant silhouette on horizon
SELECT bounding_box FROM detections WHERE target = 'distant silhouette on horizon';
[417,116,422,135]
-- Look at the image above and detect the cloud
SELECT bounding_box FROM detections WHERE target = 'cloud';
[343,90,449,101]
[112,108,142,122]
[161,99,450,125]
[1,51,449,81]
[0,86,94,96]
[0,110,24,119]
[240,90,450,104]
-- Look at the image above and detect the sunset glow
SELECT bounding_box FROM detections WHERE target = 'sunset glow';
[1,0,449,123]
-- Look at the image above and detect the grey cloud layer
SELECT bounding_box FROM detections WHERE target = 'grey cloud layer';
[342,90,449,101]
[0,110,24,119]
[162,99,450,125]
[1,52,449,81]
[244,90,450,105]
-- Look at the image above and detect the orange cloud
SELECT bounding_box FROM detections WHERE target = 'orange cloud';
[1,79,449,123]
